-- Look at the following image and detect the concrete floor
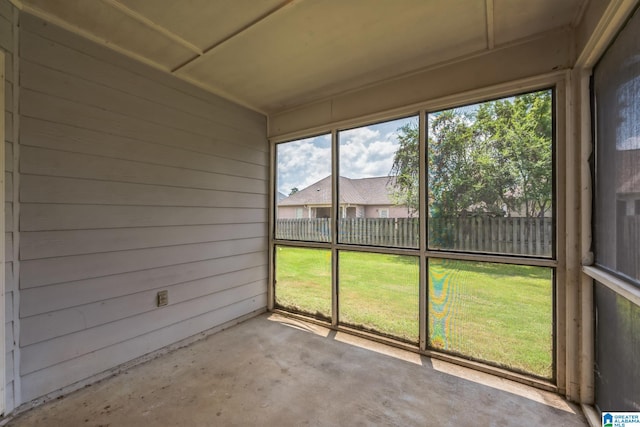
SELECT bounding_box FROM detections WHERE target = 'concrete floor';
[6,313,587,426]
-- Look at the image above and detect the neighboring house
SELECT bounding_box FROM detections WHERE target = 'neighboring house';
[617,149,640,216]
[278,176,411,219]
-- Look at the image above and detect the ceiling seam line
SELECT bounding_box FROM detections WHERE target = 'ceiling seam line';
[17,4,265,113]
[171,0,297,74]
[486,0,495,50]
[99,0,203,55]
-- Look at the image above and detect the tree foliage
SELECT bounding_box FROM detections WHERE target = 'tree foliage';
[390,90,552,219]
[389,122,419,217]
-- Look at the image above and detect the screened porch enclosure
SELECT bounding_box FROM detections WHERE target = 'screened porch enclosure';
[1,0,638,421]
[273,91,556,380]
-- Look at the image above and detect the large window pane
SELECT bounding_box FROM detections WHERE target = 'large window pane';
[276,134,332,242]
[428,259,553,378]
[338,116,419,248]
[427,91,553,257]
[594,6,640,283]
[275,246,331,321]
[594,282,640,411]
[339,251,419,342]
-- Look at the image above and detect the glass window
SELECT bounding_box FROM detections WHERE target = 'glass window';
[338,116,419,248]
[275,246,331,321]
[339,251,419,343]
[272,90,557,381]
[427,90,554,257]
[275,134,332,242]
[428,258,553,378]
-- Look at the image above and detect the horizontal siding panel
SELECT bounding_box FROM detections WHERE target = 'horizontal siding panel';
[5,261,13,292]
[5,171,11,201]
[21,223,267,260]
[5,290,11,323]
[5,321,13,350]
[19,27,265,140]
[20,146,267,194]
[0,14,11,52]
[21,117,266,180]
[4,51,12,84]
[4,231,11,262]
[4,111,11,143]
[21,237,266,288]
[20,296,266,402]
[21,251,266,316]
[19,13,262,123]
[21,282,266,375]
[5,350,13,383]
[21,266,267,345]
[17,11,269,403]
[4,80,11,113]
[20,89,268,166]
[20,59,265,146]
[5,141,12,172]
[5,231,12,262]
[5,201,11,229]
[5,380,13,413]
[21,204,266,231]
[20,175,267,208]
[0,0,12,21]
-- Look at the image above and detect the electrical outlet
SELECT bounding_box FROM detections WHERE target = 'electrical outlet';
[157,290,169,307]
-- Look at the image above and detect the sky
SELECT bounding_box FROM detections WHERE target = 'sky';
[276,116,417,196]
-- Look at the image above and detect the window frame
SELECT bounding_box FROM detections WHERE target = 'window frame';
[269,73,567,389]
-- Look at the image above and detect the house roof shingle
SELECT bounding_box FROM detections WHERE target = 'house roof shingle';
[278,176,396,206]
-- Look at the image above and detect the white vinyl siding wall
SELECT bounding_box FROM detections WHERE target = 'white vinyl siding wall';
[1,0,18,413]
[17,13,268,403]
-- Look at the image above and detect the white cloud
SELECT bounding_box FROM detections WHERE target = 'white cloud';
[276,116,417,193]
[277,135,331,195]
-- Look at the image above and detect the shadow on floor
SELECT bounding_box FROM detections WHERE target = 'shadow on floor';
[7,313,587,427]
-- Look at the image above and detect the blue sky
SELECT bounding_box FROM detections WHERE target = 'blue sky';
[276,116,417,196]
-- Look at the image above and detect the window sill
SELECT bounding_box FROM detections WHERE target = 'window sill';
[582,266,640,307]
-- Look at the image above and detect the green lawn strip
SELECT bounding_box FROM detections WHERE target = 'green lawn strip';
[276,247,552,377]
[275,247,332,317]
[339,251,419,342]
[429,259,552,377]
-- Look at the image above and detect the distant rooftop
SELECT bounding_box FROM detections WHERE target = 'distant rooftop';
[278,176,398,206]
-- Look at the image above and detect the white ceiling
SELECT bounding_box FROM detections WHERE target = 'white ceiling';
[20,0,589,114]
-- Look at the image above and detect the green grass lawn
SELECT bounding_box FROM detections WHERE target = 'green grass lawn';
[339,251,419,343]
[429,258,553,378]
[275,246,553,378]
[275,246,332,320]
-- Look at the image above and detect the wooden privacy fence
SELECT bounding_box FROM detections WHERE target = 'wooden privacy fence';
[429,216,553,256]
[276,216,553,256]
[340,218,419,247]
[275,218,418,246]
[618,216,640,280]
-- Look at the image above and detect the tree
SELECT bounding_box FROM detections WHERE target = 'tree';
[469,91,553,218]
[390,90,552,219]
[389,123,419,217]
[289,187,299,196]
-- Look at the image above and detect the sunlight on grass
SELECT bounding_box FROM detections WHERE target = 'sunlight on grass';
[429,258,553,378]
[275,246,331,320]
[339,252,419,343]
[275,247,553,378]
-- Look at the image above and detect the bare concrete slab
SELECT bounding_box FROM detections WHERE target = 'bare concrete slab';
[6,313,587,426]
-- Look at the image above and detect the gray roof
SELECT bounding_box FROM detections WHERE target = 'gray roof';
[279,176,397,206]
